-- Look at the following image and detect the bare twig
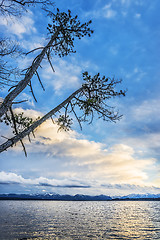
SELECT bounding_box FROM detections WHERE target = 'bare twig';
[35,71,45,91]
[28,81,37,102]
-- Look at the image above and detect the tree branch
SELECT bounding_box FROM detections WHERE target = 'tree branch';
[0,31,59,118]
[0,86,84,153]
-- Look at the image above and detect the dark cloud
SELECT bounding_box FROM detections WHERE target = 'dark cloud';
[59,185,91,188]
[39,183,91,188]
[101,183,160,191]
[39,136,51,141]
[0,181,20,185]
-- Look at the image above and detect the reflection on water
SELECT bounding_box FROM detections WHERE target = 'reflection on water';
[0,201,159,239]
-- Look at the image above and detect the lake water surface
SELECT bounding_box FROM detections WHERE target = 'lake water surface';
[0,200,159,239]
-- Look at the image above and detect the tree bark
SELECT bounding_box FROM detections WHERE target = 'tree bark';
[0,31,58,118]
[0,86,84,153]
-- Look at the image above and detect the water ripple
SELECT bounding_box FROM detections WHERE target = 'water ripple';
[0,201,159,239]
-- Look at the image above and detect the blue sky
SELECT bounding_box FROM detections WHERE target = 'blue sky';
[0,0,160,196]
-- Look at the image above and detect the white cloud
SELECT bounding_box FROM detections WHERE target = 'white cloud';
[1,95,159,192]
[77,143,156,185]
[0,171,159,196]
[135,13,141,19]
[39,56,99,95]
[1,108,159,193]
[108,96,160,157]
[132,98,160,122]
[14,107,43,120]
[123,133,160,157]
[0,171,89,188]
[124,67,147,81]
[21,36,46,52]
[4,107,158,187]
[0,171,25,184]
[0,11,36,38]
[110,0,144,18]
[85,4,117,20]
[114,0,143,7]
[120,0,131,6]
[103,5,117,19]
[40,58,82,95]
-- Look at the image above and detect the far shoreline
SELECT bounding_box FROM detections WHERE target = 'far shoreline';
[0,198,160,201]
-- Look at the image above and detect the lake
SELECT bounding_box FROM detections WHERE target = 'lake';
[0,200,159,239]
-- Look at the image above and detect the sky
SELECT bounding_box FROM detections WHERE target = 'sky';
[0,0,160,196]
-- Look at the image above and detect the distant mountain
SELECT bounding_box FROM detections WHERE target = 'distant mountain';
[0,193,159,201]
[0,193,112,201]
[117,193,160,200]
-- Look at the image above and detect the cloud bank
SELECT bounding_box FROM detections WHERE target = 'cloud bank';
[0,171,159,196]
[2,108,158,192]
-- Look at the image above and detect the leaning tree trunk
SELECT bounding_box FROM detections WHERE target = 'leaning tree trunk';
[0,31,59,118]
[0,86,84,153]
